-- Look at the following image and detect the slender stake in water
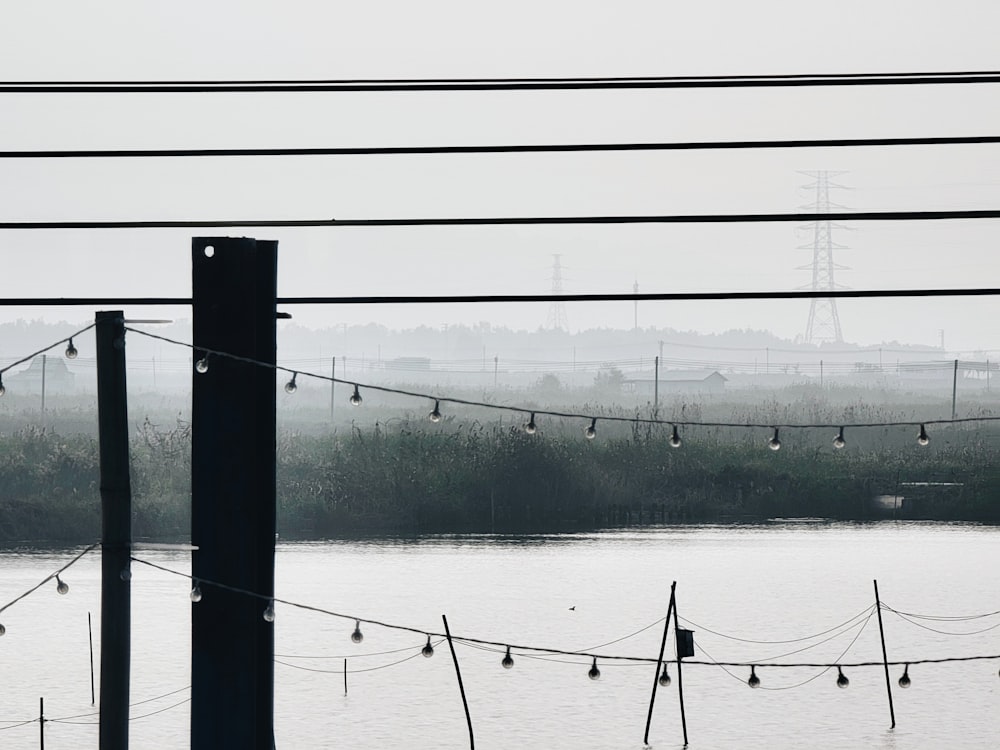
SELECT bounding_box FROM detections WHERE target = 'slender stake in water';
[874,580,896,728]
[643,581,677,744]
[442,615,474,749]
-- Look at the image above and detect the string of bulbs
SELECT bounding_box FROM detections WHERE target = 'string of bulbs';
[1,544,997,708]
[127,557,1000,692]
[129,328,1000,450]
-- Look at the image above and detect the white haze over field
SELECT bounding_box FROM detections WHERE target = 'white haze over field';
[1,2,999,351]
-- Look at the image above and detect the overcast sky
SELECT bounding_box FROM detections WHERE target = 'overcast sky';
[1,1,998,352]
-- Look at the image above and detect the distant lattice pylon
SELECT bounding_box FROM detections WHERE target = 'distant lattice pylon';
[545,254,570,330]
[797,170,851,344]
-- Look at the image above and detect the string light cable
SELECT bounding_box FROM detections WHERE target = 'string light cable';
[679,603,877,646]
[124,327,1000,439]
[129,556,1000,673]
[0,686,191,730]
[881,604,1000,637]
[698,607,875,692]
[0,543,99,631]
[3,69,1000,92]
[0,322,97,395]
[4,208,1000,231]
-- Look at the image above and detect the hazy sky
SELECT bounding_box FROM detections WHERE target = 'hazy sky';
[1,2,999,351]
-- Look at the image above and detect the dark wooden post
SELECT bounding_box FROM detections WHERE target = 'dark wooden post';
[96,310,132,750]
[191,238,277,750]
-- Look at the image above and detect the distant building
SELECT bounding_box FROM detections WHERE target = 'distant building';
[625,370,727,396]
[7,355,76,392]
[385,357,432,371]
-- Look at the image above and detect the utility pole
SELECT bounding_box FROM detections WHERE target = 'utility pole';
[96,310,132,750]
[654,356,659,413]
[633,280,639,331]
[191,238,277,750]
[798,171,850,344]
[40,354,47,421]
[329,356,336,423]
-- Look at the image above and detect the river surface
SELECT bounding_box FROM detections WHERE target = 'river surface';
[0,521,997,749]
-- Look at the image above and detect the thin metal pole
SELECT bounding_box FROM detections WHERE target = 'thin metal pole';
[330,357,336,422]
[952,359,959,419]
[643,582,676,745]
[40,353,47,421]
[39,697,44,750]
[88,612,95,705]
[874,580,896,728]
[671,584,689,746]
[654,356,659,413]
[343,658,347,695]
[96,310,132,750]
[442,615,474,750]
[820,359,824,387]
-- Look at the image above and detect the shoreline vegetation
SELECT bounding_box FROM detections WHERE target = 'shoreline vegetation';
[1,403,998,543]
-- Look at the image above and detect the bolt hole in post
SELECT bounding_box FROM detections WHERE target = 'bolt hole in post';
[203,245,215,258]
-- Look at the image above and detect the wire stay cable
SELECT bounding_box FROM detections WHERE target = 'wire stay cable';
[3,209,1000,230]
[4,134,1000,159]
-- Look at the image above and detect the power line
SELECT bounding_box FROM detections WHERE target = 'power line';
[3,70,1000,93]
[2,209,1000,230]
[4,135,1000,159]
[1,287,997,308]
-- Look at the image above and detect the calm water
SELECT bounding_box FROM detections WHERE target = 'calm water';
[0,522,998,749]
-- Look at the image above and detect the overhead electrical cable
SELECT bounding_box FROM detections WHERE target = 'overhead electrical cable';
[3,70,1000,93]
[2,209,1000,231]
[4,135,1000,159]
[2,287,1000,308]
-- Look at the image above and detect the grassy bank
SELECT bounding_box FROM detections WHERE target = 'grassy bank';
[0,414,998,542]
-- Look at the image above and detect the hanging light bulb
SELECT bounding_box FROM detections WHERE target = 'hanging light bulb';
[898,664,911,688]
[263,601,276,622]
[836,667,849,689]
[65,338,78,359]
[584,418,597,440]
[588,657,601,680]
[351,620,364,643]
[524,413,537,435]
[0,374,6,397]
[422,636,435,658]
[284,372,298,394]
[0,622,5,636]
[55,574,69,595]
[195,354,210,374]
[501,646,514,669]
[428,400,442,423]
[669,425,682,448]
[917,424,930,446]
[658,664,671,687]
[747,665,760,688]
[349,384,363,406]
[190,581,203,603]
[833,427,846,450]
[768,428,781,451]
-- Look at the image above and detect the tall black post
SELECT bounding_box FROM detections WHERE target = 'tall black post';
[191,238,277,750]
[96,310,131,750]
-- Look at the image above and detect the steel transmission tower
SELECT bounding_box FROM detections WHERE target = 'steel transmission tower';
[798,170,850,344]
[545,254,570,330]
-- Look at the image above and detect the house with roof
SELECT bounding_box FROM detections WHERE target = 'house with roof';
[625,369,727,396]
